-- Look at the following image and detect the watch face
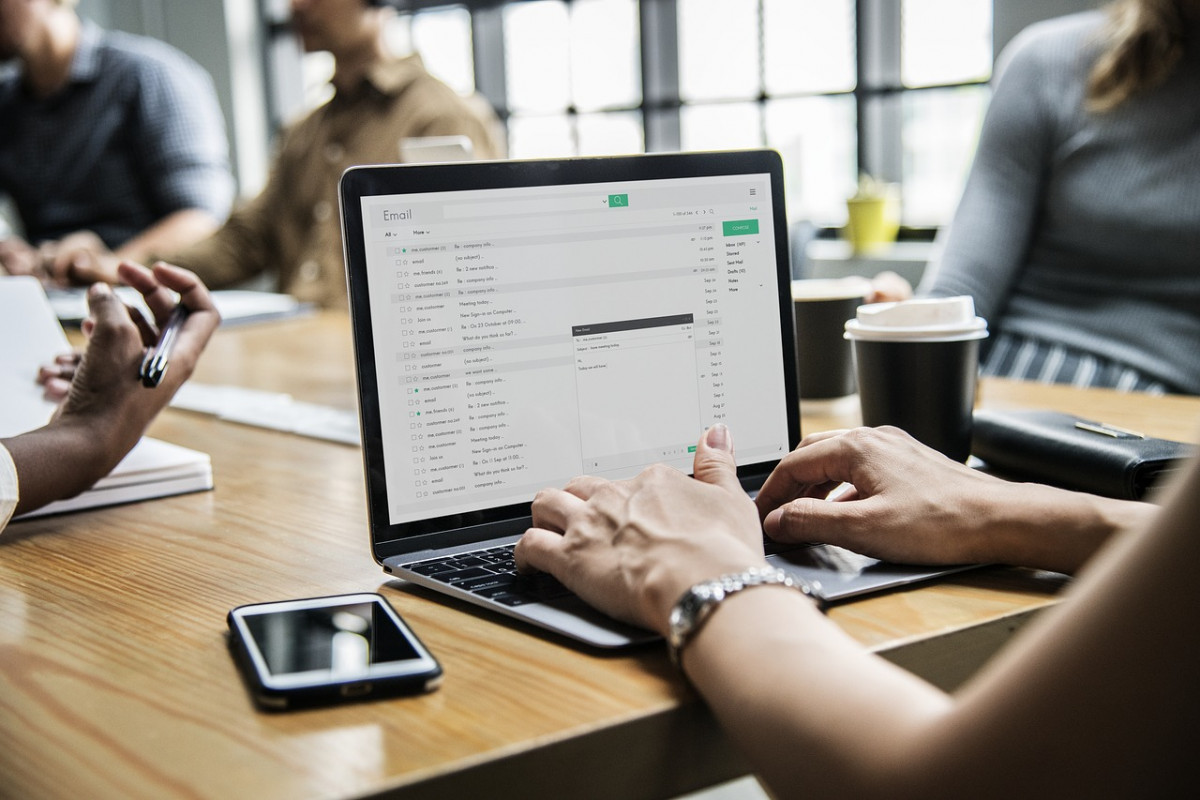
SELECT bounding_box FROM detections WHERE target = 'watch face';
[667,606,687,648]
[668,583,718,649]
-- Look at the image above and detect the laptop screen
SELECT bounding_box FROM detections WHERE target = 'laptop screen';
[340,151,800,558]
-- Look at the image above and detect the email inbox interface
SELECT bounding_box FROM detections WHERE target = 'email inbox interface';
[361,174,789,525]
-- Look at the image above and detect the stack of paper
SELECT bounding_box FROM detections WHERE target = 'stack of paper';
[170,382,360,446]
[1,276,213,520]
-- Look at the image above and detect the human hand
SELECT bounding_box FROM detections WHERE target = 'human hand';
[52,261,220,469]
[755,427,1006,566]
[37,352,83,403]
[866,270,913,304]
[39,230,122,286]
[0,236,39,276]
[514,425,769,633]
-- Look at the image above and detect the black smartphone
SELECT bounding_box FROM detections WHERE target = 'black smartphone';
[227,593,442,711]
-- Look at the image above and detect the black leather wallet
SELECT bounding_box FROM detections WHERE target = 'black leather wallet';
[971,409,1196,501]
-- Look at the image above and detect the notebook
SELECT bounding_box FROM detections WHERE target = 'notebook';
[339,150,970,648]
[1,276,213,520]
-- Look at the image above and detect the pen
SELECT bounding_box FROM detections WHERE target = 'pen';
[139,304,189,388]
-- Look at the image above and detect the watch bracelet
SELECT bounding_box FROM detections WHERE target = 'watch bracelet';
[666,566,826,668]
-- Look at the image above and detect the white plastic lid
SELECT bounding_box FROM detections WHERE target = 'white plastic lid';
[791,276,873,302]
[844,296,988,342]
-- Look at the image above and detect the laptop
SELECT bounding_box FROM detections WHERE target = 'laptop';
[399,134,473,164]
[339,150,971,649]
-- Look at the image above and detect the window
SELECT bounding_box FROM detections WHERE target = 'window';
[410,6,476,95]
[262,0,993,230]
[899,0,992,224]
[503,0,643,157]
[902,0,991,86]
[678,0,859,225]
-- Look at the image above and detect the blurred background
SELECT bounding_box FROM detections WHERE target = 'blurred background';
[32,0,1099,239]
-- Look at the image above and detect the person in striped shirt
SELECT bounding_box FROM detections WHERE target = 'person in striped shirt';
[921,1,1200,395]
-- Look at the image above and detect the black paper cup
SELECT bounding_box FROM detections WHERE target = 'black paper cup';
[845,297,988,463]
[852,337,981,462]
[792,278,871,400]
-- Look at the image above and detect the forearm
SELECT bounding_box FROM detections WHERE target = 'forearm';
[115,209,221,266]
[971,480,1156,574]
[166,195,278,289]
[682,587,952,799]
[1,420,125,515]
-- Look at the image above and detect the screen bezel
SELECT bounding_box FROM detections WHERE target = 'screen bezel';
[339,150,801,561]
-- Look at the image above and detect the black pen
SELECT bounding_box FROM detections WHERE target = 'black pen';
[139,304,189,388]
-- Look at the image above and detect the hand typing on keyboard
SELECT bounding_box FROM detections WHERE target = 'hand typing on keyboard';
[514,424,767,634]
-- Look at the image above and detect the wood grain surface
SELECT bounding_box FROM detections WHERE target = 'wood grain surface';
[2,313,1195,799]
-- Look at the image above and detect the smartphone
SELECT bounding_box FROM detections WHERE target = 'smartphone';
[227,593,442,711]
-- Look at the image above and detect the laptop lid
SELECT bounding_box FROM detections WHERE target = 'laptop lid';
[339,150,800,564]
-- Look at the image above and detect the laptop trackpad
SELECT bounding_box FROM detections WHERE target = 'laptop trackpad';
[767,544,975,602]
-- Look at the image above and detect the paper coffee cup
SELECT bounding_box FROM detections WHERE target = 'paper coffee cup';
[845,296,988,462]
[792,277,872,400]
[843,296,988,342]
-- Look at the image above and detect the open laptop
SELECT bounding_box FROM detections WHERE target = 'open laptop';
[339,150,971,649]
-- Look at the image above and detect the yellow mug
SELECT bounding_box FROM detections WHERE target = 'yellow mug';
[844,190,899,253]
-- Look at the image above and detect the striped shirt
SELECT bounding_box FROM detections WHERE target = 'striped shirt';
[983,331,1168,394]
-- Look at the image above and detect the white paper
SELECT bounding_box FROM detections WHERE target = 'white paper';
[171,382,361,446]
[0,276,69,437]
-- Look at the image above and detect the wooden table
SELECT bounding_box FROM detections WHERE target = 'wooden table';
[2,312,1196,799]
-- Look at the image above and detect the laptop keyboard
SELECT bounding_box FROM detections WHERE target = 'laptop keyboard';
[401,545,573,606]
[404,541,807,606]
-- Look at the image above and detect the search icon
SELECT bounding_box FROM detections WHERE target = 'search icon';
[608,193,628,208]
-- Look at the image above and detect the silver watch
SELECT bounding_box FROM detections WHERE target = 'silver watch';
[666,567,823,667]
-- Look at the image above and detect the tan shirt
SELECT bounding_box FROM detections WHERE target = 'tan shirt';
[171,54,503,309]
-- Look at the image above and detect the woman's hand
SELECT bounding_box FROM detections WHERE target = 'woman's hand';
[515,424,768,633]
[54,261,219,454]
[755,427,999,566]
[755,426,1150,573]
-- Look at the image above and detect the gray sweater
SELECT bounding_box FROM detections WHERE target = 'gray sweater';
[925,11,1200,394]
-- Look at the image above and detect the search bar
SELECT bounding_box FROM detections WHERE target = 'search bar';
[444,194,622,219]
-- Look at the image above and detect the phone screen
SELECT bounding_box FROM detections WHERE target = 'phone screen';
[229,593,441,708]
[243,599,419,677]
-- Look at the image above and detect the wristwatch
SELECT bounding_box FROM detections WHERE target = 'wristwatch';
[666,566,824,667]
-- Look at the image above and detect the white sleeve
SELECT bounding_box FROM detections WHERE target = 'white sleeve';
[0,442,18,534]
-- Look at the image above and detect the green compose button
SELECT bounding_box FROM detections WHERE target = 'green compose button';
[722,219,759,236]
